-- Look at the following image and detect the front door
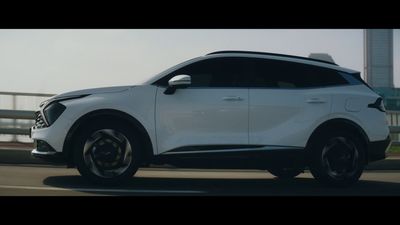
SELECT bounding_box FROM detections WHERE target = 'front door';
[155,57,249,154]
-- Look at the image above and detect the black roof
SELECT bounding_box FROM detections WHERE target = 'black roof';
[207,50,338,66]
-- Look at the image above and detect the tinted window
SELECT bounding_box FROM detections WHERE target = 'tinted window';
[247,58,348,88]
[154,58,247,87]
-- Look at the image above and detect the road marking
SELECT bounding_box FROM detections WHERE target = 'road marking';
[0,185,205,194]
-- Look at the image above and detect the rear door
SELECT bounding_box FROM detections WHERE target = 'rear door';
[247,58,348,148]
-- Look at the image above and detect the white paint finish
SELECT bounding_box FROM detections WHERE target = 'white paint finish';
[31,80,390,156]
[329,85,389,141]
[345,98,362,112]
[168,75,191,86]
[30,55,390,162]
[54,85,133,99]
[31,85,159,153]
[249,88,331,147]
[31,114,75,153]
[155,87,248,153]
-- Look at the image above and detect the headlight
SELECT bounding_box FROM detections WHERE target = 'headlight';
[41,94,90,126]
[43,102,66,126]
[40,94,90,108]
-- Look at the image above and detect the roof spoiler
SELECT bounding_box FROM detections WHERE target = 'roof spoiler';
[308,53,335,64]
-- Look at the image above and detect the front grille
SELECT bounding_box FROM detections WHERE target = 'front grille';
[34,111,47,129]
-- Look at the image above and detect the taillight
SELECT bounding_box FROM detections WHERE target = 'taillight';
[368,97,386,112]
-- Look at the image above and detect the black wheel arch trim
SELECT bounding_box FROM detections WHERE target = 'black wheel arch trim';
[306,118,370,162]
[62,109,154,167]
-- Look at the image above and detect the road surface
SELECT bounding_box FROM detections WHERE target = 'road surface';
[0,164,400,196]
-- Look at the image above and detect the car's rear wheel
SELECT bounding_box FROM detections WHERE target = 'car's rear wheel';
[74,121,140,185]
[268,167,303,179]
[309,130,365,187]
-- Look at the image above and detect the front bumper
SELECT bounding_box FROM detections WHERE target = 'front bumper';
[31,140,66,164]
[367,135,391,163]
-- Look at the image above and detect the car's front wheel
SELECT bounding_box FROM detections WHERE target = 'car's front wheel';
[74,121,140,185]
[308,130,365,187]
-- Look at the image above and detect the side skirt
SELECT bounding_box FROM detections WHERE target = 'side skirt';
[149,145,307,170]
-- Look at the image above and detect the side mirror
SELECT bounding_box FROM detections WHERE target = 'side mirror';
[164,75,191,95]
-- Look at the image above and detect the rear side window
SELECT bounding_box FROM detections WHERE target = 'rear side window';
[247,58,348,88]
[154,58,247,88]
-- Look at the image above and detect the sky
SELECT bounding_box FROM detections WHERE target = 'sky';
[0,29,398,95]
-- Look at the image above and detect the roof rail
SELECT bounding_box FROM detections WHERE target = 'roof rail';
[206,50,338,65]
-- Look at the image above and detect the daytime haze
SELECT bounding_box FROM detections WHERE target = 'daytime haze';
[0,29,371,94]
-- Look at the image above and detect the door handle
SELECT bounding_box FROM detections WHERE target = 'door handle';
[306,98,326,104]
[222,96,243,101]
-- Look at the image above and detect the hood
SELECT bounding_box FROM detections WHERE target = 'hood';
[54,85,134,99]
[39,85,135,108]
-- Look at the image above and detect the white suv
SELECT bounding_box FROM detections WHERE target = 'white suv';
[31,51,391,186]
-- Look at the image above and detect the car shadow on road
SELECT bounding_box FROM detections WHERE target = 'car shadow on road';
[42,175,400,196]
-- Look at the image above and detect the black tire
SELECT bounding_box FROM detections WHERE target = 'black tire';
[268,167,303,179]
[308,130,365,187]
[73,120,141,185]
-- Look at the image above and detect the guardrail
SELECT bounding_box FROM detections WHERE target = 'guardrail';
[0,110,35,135]
[0,128,31,135]
[0,109,35,120]
[0,91,55,97]
[0,92,54,138]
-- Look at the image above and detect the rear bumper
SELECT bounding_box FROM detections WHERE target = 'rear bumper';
[367,135,391,163]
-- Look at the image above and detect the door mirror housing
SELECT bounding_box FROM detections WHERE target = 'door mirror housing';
[164,75,191,95]
[168,74,191,87]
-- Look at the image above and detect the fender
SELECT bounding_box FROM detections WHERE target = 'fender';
[306,118,370,158]
[62,109,153,167]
